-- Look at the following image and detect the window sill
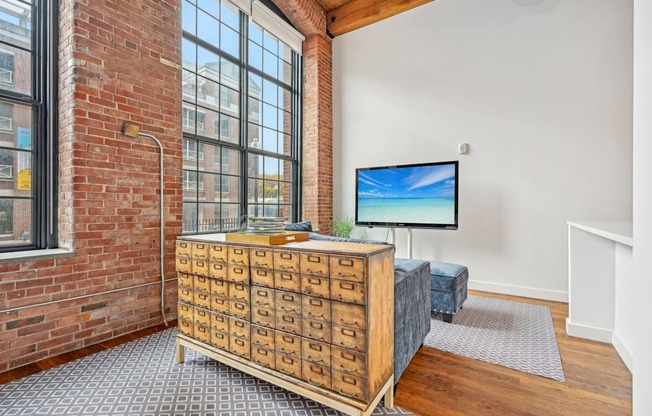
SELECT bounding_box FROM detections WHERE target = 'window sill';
[0,248,74,265]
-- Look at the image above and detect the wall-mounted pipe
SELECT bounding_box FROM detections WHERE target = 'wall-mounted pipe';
[121,123,168,326]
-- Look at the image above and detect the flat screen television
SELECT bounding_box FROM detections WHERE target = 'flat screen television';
[355,161,458,229]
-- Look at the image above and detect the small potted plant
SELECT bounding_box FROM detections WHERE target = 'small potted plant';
[330,217,355,238]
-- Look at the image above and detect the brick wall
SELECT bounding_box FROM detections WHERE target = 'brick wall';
[0,0,182,373]
[0,0,333,374]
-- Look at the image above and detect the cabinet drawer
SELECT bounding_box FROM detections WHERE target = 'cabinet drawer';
[251,325,275,349]
[332,346,367,378]
[227,265,250,284]
[192,260,209,277]
[178,303,193,321]
[176,257,191,273]
[194,307,211,327]
[191,242,209,261]
[229,300,250,320]
[302,319,332,344]
[301,339,331,367]
[178,317,193,337]
[210,295,229,314]
[275,331,301,357]
[275,291,301,315]
[332,301,367,330]
[176,240,192,258]
[251,268,274,288]
[302,361,332,390]
[193,291,211,309]
[229,282,250,303]
[210,278,228,298]
[178,272,193,289]
[179,287,193,304]
[332,326,367,352]
[228,246,250,267]
[276,354,301,378]
[210,329,229,351]
[301,275,330,299]
[300,252,329,277]
[229,317,250,340]
[276,312,301,335]
[194,322,211,344]
[274,271,301,293]
[211,312,229,333]
[332,369,367,401]
[193,275,210,294]
[250,248,274,269]
[209,244,228,263]
[252,287,275,309]
[229,336,250,359]
[251,346,275,369]
[330,279,365,305]
[302,296,331,322]
[273,250,300,273]
[209,262,228,280]
[251,306,275,329]
[330,256,365,282]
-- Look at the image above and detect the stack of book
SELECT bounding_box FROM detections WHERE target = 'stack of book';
[244,217,286,235]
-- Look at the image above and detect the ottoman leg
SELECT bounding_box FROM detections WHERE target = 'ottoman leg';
[443,313,453,323]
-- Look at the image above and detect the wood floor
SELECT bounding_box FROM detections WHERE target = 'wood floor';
[0,291,632,415]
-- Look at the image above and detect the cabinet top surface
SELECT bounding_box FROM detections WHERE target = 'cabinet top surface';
[178,233,395,256]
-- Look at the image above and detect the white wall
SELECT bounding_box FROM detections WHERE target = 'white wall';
[632,1,652,413]
[333,0,633,301]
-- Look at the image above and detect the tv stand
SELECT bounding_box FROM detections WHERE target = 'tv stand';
[390,228,413,259]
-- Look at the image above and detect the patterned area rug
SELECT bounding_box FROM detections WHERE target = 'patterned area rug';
[425,295,565,382]
[0,329,412,416]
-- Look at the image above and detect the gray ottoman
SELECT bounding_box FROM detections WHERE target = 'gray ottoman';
[429,261,469,323]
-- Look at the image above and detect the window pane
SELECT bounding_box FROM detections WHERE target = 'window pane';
[280,88,291,112]
[250,22,263,45]
[182,170,198,200]
[264,156,278,177]
[279,60,292,85]
[222,148,240,171]
[263,32,278,54]
[248,123,261,149]
[198,203,221,232]
[182,39,197,72]
[248,98,261,125]
[248,154,263,179]
[221,175,239,202]
[263,50,278,78]
[220,24,239,58]
[182,70,197,102]
[248,178,263,202]
[218,113,239,144]
[0,45,31,96]
[279,41,292,64]
[198,172,219,203]
[279,183,292,204]
[220,1,239,31]
[183,202,198,233]
[0,101,32,148]
[220,57,240,90]
[248,42,262,71]
[262,79,277,105]
[0,149,32,197]
[0,2,31,49]
[277,109,290,135]
[220,85,239,114]
[197,10,219,45]
[197,0,219,18]
[248,73,262,100]
[197,46,220,82]
[197,75,220,111]
[220,203,241,230]
[262,128,277,153]
[182,0,196,34]
[279,133,291,156]
[262,103,277,130]
[0,198,31,247]
[280,160,292,183]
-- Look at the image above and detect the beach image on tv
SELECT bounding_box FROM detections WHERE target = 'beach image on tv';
[357,163,456,225]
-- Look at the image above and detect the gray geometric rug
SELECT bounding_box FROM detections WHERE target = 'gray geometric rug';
[0,328,413,416]
[425,295,565,382]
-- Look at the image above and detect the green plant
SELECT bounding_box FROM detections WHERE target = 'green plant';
[330,217,355,238]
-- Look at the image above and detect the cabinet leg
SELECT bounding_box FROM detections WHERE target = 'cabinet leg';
[176,338,185,364]
[384,378,395,408]
[443,313,453,323]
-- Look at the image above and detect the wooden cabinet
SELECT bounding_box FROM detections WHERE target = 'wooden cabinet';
[175,236,395,416]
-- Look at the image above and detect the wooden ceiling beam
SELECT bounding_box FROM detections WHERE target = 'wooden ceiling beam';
[326,0,433,37]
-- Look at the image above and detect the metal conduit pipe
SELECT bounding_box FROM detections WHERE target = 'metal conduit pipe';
[121,123,168,326]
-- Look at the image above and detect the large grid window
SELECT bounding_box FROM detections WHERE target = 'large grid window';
[182,0,301,234]
[0,0,56,251]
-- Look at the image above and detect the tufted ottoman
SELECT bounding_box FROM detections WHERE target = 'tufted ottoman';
[429,261,469,323]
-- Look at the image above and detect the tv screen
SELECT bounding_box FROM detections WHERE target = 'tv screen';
[355,161,458,229]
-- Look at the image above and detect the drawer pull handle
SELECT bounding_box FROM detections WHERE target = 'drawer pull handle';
[234,249,244,255]
[307,278,322,284]
[339,282,355,290]
[282,316,295,323]
[258,348,268,356]
[338,389,358,398]
[256,270,268,276]
[282,335,294,343]
[236,321,245,328]
[214,333,225,339]
[309,343,322,351]
[198,326,207,333]
[235,339,245,346]
[309,299,323,307]
[256,329,269,336]
[342,375,357,385]
[257,290,268,297]
[338,259,355,267]
[179,243,188,248]
[309,321,324,330]
[233,268,244,274]
[341,328,356,337]
[280,274,293,281]
[255,250,267,256]
[341,351,356,361]
[282,356,293,364]
[308,379,324,387]
[235,284,244,290]
[282,294,294,301]
[235,304,245,310]
[258,309,269,317]
[307,255,321,263]
[338,272,356,278]
[280,252,293,260]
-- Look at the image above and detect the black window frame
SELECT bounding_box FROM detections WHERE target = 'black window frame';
[0,0,58,253]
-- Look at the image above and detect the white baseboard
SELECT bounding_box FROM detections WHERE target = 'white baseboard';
[612,331,634,373]
[566,318,613,343]
[468,280,569,303]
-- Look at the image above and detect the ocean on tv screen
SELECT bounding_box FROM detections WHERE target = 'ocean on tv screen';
[357,163,456,225]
